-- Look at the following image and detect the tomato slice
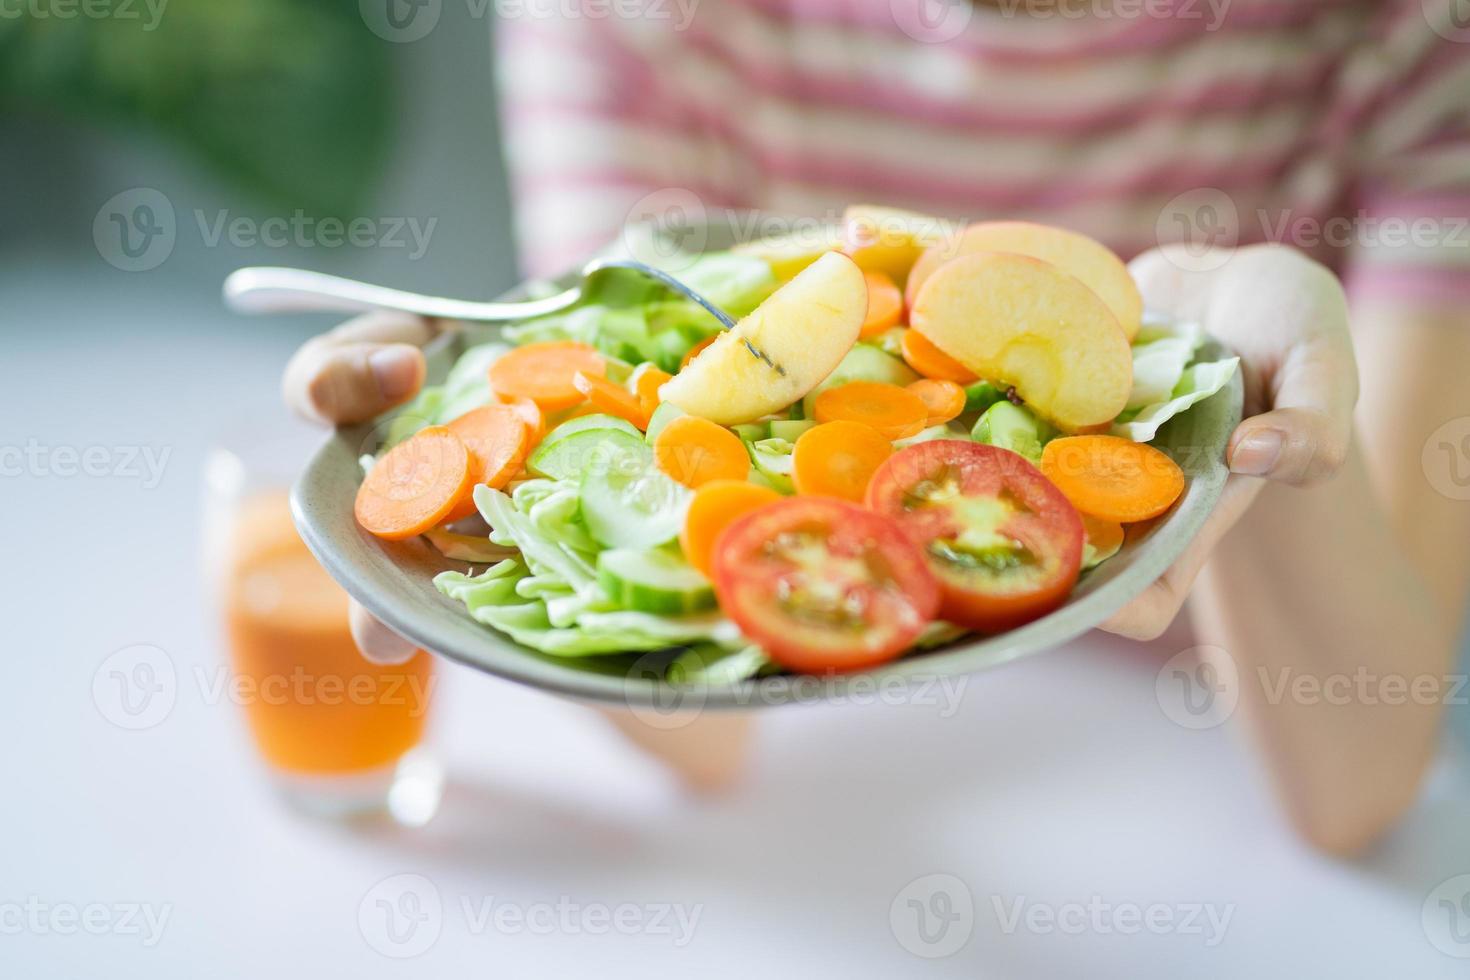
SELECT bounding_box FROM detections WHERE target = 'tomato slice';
[866,440,1084,633]
[710,498,940,673]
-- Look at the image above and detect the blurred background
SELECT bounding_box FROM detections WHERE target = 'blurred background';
[4,3,1470,977]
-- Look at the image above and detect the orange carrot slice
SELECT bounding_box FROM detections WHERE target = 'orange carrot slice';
[487,341,605,411]
[442,404,532,521]
[900,328,978,384]
[680,335,717,371]
[1040,435,1185,523]
[680,479,783,576]
[792,420,893,502]
[630,363,674,417]
[1081,513,1125,564]
[355,426,473,540]
[654,415,750,488]
[906,378,966,426]
[497,394,545,446]
[858,270,903,339]
[812,381,929,440]
[573,371,650,430]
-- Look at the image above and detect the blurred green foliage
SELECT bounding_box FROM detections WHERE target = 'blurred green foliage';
[0,0,392,215]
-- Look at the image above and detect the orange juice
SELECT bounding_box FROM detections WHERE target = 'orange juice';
[224,493,432,774]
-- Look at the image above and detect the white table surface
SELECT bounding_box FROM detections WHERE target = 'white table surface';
[5,252,1470,979]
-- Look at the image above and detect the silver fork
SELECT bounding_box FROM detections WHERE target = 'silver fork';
[222,257,736,329]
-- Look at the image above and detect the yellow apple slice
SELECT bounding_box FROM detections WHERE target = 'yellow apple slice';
[840,204,957,287]
[906,221,1143,340]
[732,227,844,281]
[909,252,1133,431]
[659,252,867,425]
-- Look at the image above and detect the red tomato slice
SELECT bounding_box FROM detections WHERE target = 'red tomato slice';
[710,498,940,674]
[866,440,1084,633]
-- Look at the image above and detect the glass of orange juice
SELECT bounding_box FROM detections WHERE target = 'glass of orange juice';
[203,427,442,824]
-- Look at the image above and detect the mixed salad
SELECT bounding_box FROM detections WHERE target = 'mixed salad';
[353,207,1238,682]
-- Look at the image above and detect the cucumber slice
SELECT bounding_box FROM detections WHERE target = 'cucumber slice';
[731,423,767,443]
[644,401,687,443]
[894,423,965,448]
[802,343,920,418]
[749,437,796,494]
[768,419,817,442]
[972,401,1054,463]
[597,548,715,614]
[544,413,642,446]
[580,445,690,549]
[529,425,646,480]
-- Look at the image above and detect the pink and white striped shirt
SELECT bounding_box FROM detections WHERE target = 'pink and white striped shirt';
[493,0,1470,305]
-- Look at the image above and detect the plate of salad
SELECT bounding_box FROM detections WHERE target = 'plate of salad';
[292,207,1242,706]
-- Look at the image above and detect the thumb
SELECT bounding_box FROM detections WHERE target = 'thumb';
[283,311,434,425]
[1228,406,1351,487]
[348,599,421,666]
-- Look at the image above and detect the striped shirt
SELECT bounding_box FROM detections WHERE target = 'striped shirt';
[494,0,1470,304]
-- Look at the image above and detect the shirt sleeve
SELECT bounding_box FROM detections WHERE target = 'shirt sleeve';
[1341,0,1470,308]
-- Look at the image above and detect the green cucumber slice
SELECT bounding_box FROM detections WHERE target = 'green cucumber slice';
[597,548,715,614]
[544,413,642,446]
[644,401,687,443]
[768,419,817,442]
[749,437,796,494]
[529,425,646,480]
[972,401,1054,463]
[731,423,767,443]
[579,445,690,549]
[963,381,1006,414]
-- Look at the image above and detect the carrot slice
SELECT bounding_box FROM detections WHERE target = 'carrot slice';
[679,479,783,577]
[812,381,929,440]
[355,426,473,540]
[442,404,532,521]
[497,394,545,446]
[906,378,966,426]
[680,335,717,371]
[858,270,903,339]
[630,363,674,416]
[1081,513,1125,564]
[573,371,650,430]
[792,420,893,502]
[654,415,750,488]
[1040,435,1185,523]
[900,328,978,384]
[487,341,605,411]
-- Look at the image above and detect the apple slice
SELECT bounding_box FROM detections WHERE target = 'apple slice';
[732,227,844,281]
[906,221,1143,340]
[840,204,958,287]
[909,252,1132,431]
[659,252,867,425]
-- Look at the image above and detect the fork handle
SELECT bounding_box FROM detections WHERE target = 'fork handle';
[222,267,581,321]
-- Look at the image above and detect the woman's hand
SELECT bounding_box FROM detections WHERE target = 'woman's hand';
[281,311,754,788]
[1100,244,1359,640]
